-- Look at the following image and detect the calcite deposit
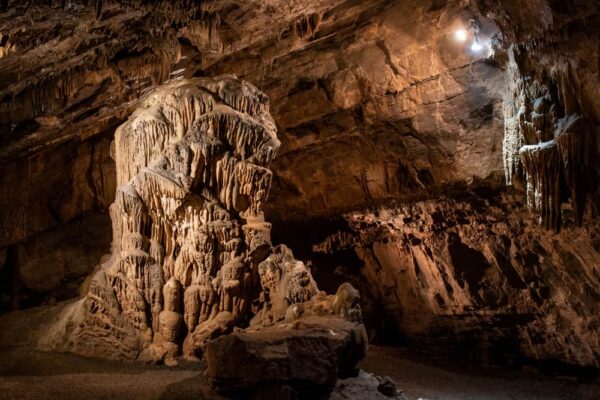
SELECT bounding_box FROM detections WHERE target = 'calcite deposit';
[503,48,599,230]
[42,76,365,364]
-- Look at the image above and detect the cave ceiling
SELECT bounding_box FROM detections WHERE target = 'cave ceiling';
[0,0,512,246]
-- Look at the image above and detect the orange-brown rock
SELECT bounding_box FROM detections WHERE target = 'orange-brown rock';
[1,0,599,372]
[313,190,600,367]
[206,316,368,394]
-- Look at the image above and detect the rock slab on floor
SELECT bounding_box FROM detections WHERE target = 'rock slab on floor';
[205,316,367,395]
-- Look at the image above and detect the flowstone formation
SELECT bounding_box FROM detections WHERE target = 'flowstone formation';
[501,32,599,231]
[44,75,364,364]
[503,63,598,230]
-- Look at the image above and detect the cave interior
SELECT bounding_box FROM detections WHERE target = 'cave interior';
[1,0,600,399]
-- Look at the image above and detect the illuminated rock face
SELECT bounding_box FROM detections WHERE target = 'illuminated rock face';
[1,0,599,372]
[44,76,360,362]
[502,49,599,230]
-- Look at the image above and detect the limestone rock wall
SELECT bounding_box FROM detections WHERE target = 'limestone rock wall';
[201,0,507,220]
[311,191,600,367]
[0,213,111,311]
[0,130,115,312]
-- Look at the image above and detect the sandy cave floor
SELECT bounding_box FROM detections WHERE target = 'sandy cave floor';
[0,345,598,400]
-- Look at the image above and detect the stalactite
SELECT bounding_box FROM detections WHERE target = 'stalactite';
[555,116,598,224]
[0,0,217,139]
[293,13,323,39]
[95,0,103,20]
[504,45,599,230]
[520,141,561,230]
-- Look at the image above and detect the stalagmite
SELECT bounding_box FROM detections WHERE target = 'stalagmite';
[43,75,363,363]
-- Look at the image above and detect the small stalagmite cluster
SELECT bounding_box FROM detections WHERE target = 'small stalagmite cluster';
[43,75,364,364]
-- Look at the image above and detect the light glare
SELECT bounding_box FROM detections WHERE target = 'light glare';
[454,29,468,42]
[470,41,483,52]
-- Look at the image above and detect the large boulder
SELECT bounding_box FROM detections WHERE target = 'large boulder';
[206,316,367,396]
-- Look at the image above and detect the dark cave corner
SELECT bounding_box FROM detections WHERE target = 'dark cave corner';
[0,245,18,312]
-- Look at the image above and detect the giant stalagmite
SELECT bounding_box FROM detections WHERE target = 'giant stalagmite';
[42,75,363,364]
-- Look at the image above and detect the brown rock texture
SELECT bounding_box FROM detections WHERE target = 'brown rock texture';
[0,0,506,250]
[41,75,364,365]
[202,0,506,220]
[0,0,219,307]
[206,316,367,394]
[312,189,600,367]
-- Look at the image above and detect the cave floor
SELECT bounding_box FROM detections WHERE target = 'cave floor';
[0,344,597,400]
[360,346,599,400]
